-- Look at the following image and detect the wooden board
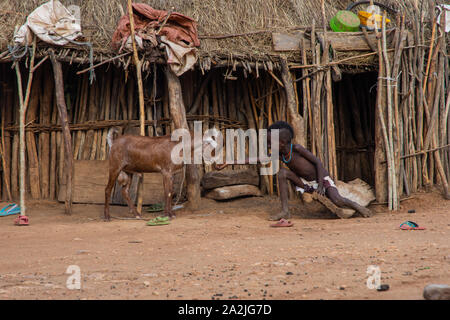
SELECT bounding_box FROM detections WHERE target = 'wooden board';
[201,169,259,190]
[272,31,304,51]
[272,31,385,52]
[58,160,184,205]
[205,184,262,200]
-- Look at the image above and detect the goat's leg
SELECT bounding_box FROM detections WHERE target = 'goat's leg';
[104,167,121,221]
[119,172,139,218]
[162,171,174,218]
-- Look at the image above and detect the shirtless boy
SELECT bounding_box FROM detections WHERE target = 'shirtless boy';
[216,121,372,220]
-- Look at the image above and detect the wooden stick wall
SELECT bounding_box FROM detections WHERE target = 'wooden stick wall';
[0,62,290,201]
[0,13,448,208]
[374,10,450,207]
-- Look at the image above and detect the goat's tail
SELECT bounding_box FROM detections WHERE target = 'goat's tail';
[107,127,121,150]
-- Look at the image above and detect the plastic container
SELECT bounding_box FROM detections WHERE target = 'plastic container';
[330,10,361,32]
[358,10,390,30]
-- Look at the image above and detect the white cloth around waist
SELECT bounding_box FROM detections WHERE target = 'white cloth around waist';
[295,176,336,194]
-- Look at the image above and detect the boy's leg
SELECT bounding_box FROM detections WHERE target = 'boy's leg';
[325,186,372,218]
[270,168,306,220]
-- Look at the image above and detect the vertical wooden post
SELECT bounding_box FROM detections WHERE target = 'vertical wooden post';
[15,65,26,216]
[374,57,388,203]
[279,57,304,145]
[127,0,146,215]
[49,50,73,215]
[165,67,200,209]
[14,37,36,217]
[321,0,337,178]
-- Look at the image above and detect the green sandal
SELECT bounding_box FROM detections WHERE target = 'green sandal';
[146,216,170,226]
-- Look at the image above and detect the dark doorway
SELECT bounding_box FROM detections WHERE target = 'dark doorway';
[333,72,378,186]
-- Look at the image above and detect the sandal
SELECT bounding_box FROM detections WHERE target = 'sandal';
[0,204,21,217]
[146,216,170,226]
[399,221,425,230]
[270,218,293,228]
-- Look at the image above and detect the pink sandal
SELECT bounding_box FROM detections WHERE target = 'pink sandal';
[270,218,293,228]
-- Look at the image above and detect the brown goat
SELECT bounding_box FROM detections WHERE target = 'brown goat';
[104,128,209,221]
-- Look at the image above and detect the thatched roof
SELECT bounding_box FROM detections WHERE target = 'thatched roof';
[0,0,441,66]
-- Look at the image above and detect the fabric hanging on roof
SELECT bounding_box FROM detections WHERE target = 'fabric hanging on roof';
[14,0,82,46]
[160,36,198,76]
[112,3,200,76]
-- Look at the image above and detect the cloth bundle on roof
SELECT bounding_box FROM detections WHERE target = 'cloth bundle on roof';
[14,0,81,46]
[112,3,200,76]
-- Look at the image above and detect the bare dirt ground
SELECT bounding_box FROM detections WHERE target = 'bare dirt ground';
[0,189,449,300]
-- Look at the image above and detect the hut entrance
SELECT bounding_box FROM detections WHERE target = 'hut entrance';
[333,72,377,186]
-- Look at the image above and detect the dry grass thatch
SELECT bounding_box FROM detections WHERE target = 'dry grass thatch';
[0,0,440,60]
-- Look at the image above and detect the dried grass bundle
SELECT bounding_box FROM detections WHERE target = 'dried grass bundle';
[0,0,440,60]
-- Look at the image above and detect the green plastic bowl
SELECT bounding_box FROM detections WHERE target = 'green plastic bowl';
[330,10,360,32]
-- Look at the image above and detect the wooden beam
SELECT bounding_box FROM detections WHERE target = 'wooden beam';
[272,31,385,52]
[15,36,37,217]
[127,0,146,215]
[279,57,304,145]
[165,67,201,209]
[49,49,73,215]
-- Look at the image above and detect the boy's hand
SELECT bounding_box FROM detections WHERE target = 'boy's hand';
[316,183,325,195]
[214,163,228,170]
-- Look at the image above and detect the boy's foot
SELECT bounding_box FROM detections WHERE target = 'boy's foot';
[269,212,291,221]
[336,208,356,219]
[358,206,373,218]
[312,192,355,219]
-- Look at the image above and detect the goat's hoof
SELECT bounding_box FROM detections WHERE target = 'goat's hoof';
[103,217,111,222]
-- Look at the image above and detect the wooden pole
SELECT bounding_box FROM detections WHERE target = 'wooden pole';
[14,36,36,217]
[127,0,146,214]
[165,67,201,209]
[15,65,26,216]
[381,15,398,210]
[280,57,304,145]
[49,49,73,215]
[321,0,337,178]
[374,19,390,205]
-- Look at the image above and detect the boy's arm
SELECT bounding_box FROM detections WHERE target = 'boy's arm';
[293,144,327,195]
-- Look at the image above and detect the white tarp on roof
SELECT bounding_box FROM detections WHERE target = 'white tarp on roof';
[437,5,450,33]
[14,0,81,46]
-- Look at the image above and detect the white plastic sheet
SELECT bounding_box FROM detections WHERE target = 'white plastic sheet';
[437,5,450,33]
[14,0,81,46]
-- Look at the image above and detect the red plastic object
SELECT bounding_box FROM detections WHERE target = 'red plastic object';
[14,215,29,226]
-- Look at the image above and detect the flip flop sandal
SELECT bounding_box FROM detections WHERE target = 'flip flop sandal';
[14,215,29,226]
[0,204,21,217]
[399,221,425,230]
[146,216,170,226]
[270,218,293,228]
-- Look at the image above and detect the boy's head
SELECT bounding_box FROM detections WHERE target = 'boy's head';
[268,121,294,150]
